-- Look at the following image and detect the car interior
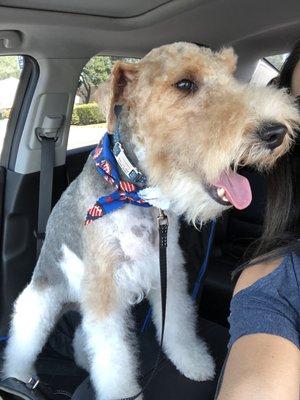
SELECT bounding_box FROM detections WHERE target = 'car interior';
[0,1,300,399]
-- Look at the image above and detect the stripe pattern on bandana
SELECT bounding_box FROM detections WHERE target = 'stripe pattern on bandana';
[85,133,151,225]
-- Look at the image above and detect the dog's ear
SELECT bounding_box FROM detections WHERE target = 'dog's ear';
[217,47,237,74]
[107,61,139,133]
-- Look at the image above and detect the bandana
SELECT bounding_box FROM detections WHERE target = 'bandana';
[85,133,151,225]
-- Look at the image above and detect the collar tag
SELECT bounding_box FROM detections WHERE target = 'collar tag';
[113,142,146,185]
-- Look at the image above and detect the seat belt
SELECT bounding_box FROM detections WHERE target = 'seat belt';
[35,115,63,258]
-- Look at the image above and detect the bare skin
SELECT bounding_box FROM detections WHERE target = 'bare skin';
[217,59,300,400]
[291,60,300,96]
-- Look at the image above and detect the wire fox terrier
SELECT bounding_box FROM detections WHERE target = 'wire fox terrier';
[3,42,299,400]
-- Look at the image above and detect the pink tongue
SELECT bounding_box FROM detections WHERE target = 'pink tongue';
[213,170,252,210]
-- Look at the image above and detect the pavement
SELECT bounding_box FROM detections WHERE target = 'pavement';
[67,123,106,150]
[0,119,106,152]
[0,119,8,151]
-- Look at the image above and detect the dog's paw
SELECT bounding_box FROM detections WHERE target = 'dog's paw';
[170,340,216,382]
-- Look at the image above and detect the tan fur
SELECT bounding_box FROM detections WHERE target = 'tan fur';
[85,42,300,314]
[106,42,299,197]
[5,44,299,395]
[81,230,123,318]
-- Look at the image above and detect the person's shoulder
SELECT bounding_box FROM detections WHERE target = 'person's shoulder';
[290,250,300,277]
[233,257,284,296]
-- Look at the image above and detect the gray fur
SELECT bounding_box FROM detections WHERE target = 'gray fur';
[32,155,113,288]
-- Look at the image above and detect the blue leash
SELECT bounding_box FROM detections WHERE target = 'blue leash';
[141,219,217,333]
[0,336,8,342]
[191,219,217,301]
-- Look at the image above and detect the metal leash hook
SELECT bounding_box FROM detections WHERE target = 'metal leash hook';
[157,209,169,232]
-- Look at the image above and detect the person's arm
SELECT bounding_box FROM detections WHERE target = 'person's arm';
[217,260,300,400]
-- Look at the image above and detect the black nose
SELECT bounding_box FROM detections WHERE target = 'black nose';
[259,123,287,150]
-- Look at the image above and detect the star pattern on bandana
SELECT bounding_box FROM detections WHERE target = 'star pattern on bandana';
[85,133,151,225]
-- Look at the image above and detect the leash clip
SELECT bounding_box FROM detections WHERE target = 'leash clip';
[157,209,169,249]
[157,209,168,227]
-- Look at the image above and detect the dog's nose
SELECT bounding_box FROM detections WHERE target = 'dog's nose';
[259,123,287,150]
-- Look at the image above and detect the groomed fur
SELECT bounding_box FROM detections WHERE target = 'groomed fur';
[3,42,299,400]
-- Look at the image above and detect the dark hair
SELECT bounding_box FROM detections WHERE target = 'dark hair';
[277,39,300,91]
[241,41,300,269]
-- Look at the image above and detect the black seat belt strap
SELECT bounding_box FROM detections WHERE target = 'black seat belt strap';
[35,115,63,258]
[35,136,56,257]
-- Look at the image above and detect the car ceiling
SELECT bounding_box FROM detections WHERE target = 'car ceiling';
[0,0,174,18]
[0,0,300,79]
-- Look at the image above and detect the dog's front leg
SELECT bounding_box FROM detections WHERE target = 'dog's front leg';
[80,262,142,400]
[147,254,215,382]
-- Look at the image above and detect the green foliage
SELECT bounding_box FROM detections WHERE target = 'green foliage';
[71,103,106,126]
[0,56,21,80]
[71,109,80,125]
[79,56,114,103]
[0,108,11,119]
[82,56,114,87]
[79,56,139,103]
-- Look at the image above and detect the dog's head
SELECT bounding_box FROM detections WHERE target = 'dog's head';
[105,42,300,223]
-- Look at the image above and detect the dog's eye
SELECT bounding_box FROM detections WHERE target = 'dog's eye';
[175,79,198,92]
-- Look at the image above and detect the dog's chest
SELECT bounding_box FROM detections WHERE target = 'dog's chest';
[107,206,158,261]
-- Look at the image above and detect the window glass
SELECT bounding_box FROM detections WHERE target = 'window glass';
[250,59,278,87]
[250,53,288,87]
[68,56,138,150]
[0,56,23,151]
[265,54,288,70]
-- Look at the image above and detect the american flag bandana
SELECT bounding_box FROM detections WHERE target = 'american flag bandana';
[85,133,151,225]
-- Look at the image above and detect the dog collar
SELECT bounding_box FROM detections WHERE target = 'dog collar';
[85,133,151,225]
[112,105,147,187]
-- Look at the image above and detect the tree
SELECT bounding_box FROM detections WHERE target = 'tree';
[78,56,139,103]
[0,56,21,80]
[79,56,114,103]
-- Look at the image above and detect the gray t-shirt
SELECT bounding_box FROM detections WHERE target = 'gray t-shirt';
[228,252,300,349]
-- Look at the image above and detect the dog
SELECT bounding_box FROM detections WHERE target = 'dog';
[3,42,299,400]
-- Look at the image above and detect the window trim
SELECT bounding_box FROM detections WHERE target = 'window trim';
[262,57,280,73]
[0,55,40,169]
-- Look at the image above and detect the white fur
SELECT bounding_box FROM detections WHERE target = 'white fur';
[60,244,84,300]
[3,42,298,400]
[3,206,215,400]
[3,284,63,381]
[81,208,214,399]
[138,186,171,210]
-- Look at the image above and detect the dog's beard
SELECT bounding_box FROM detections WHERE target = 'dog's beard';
[150,176,229,225]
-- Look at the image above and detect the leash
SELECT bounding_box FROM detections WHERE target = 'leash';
[141,218,217,333]
[119,209,168,400]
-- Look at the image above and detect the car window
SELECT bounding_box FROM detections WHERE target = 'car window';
[250,53,288,87]
[265,54,288,70]
[0,56,23,152]
[68,55,138,150]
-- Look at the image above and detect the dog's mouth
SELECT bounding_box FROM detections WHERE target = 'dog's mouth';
[205,170,252,210]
